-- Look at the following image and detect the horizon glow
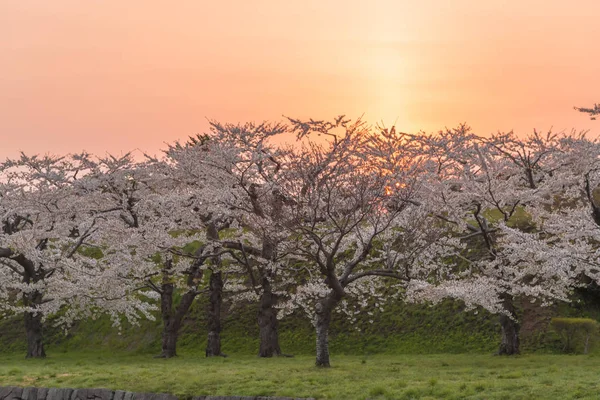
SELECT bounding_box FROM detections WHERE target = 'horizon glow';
[1,0,599,159]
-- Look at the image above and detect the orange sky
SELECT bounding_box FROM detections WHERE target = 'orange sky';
[1,1,599,159]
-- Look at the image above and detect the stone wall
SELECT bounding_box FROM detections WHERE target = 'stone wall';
[0,387,314,400]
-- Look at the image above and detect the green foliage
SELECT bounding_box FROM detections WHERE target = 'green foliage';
[180,240,202,254]
[482,206,533,230]
[77,245,104,259]
[0,314,26,353]
[327,298,499,355]
[550,317,599,354]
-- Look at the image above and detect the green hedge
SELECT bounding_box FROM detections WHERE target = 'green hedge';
[550,317,599,354]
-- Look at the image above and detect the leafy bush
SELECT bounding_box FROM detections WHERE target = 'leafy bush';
[550,317,599,354]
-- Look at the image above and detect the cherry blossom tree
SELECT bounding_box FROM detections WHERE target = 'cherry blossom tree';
[0,153,155,358]
[276,118,463,367]
[71,152,221,359]
[494,132,600,327]
[410,127,576,355]
[5,117,593,363]
[167,121,301,357]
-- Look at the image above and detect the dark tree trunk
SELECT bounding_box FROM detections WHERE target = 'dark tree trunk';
[159,281,177,358]
[497,295,520,355]
[157,259,200,359]
[24,309,45,359]
[17,252,47,359]
[315,293,340,367]
[204,221,226,357]
[23,286,45,359]
[258,278,281,357]
[498,314,520,355]
[161,326,178,358]
[158,288,199,358]
[206,270,225,357]
[525,167,536,189]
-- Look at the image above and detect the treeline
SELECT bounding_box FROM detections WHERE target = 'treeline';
[1,117,600,367]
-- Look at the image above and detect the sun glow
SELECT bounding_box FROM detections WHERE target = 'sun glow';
[1,1,599,159]
[360,44,411,128]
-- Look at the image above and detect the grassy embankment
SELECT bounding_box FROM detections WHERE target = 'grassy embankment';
[1,297,502,357]
[4,286,599,357]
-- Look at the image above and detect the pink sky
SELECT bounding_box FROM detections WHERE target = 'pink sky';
[1,1,599,159]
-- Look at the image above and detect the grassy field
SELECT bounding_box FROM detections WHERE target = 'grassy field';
[1,352,599,399]
[2,294,599,399]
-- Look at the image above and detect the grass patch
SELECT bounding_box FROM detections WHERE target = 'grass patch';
[0,352,599,399]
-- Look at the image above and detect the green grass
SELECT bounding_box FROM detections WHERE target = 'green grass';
[1,290,598,399]
[1,352,599,399]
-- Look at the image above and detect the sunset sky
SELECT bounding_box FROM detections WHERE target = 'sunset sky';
[1,1,599,159]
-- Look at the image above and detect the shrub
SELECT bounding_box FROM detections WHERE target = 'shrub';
[550,317,599,354]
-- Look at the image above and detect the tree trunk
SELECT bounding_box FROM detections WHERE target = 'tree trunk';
[161,326,178,358]
[157,259,200,358]
[584,333,591,354]
[158,289,198,358]
[23,287,45,359]
[497,296,520,355]
[24,310,45,359]
[498,314,520,355]
[315,293,340,367]
[206,270,225,357]
[19,254,46,359]
[159,281,178,358]
[258,278,282,357]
